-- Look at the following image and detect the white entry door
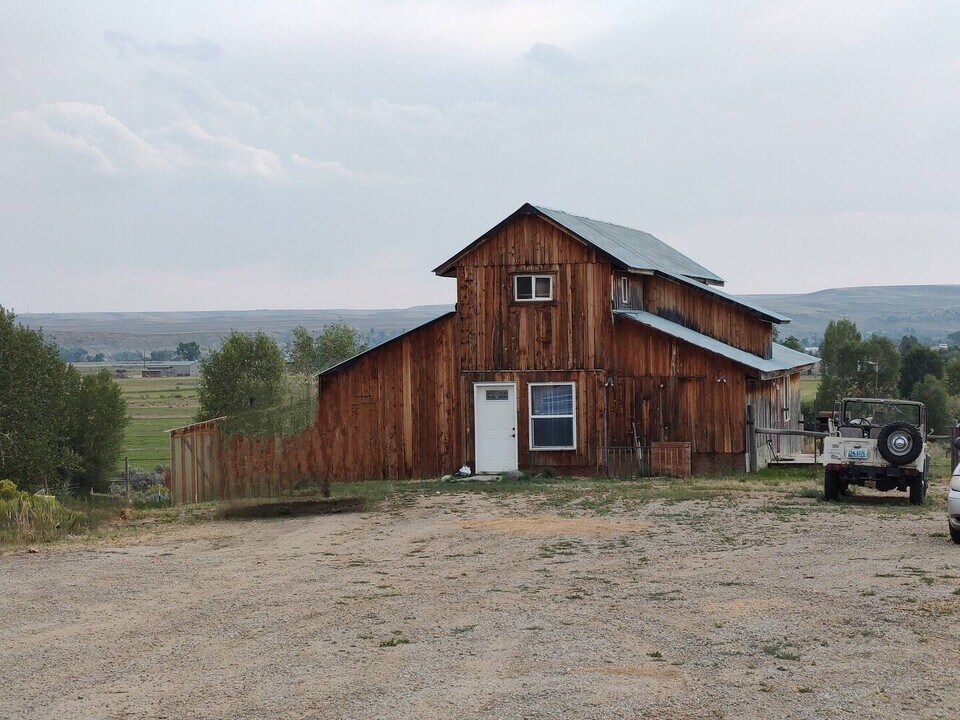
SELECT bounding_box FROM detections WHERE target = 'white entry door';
[474,383,518,473]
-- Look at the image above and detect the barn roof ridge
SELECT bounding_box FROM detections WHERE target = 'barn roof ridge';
[615,309,818,379]
[433,202,724,286]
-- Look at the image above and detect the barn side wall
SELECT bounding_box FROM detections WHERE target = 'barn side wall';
[314,314,461,480]
[609,316,749,474]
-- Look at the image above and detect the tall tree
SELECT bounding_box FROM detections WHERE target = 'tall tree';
[858,335,900,398]
[899,335,921,355]
[899,345,943,397]
[289,326,318,374]
[196,331,288,436]
[64,369,128,494]
[316,322,368,371]
[782,336,802,351]
[912,375,951,434]
[0,307,71,488]
[0,308,127,493]
[814,319,863,411]
[944,357,960,396]
[176,341,201,361]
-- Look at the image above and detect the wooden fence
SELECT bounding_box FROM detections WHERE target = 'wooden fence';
[167,418,317,505]
[602,442,692,478]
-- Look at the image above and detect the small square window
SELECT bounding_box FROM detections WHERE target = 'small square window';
[514,274,552,302]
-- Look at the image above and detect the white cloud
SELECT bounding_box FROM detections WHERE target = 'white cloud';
[104,30,222,62]
[148,120,284,180]
[289,154,395,185]
[1,102,170,175]
[1,102,391,185]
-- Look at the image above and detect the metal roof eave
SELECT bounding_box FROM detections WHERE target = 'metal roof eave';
[615,310,818,377]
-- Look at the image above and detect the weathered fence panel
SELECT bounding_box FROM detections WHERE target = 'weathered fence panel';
[168,418,318,505]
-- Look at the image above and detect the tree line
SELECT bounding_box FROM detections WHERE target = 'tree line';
[813,319,960,432]
[195,323,367,437]
[0,308,128,495]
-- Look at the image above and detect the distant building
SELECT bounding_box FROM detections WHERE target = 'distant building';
[141,360,198,378]
[804,347,820,356]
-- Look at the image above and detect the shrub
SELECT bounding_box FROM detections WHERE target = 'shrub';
[0,479,83,544]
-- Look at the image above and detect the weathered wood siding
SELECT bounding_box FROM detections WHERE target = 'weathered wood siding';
[644,275,773,358]
[315,313,461,480]
[456,215,613,371]
[609,316,748,474]
[748,372,804,465]
[612,272,644,311]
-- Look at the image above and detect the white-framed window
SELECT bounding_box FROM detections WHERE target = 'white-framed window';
[528,382,576,450]
[514,274,553,301]
[619,276,630,304]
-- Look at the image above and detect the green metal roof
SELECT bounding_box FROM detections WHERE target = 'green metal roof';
[615,309,818,379]
[532,205,724,285]
[434,203,724,284]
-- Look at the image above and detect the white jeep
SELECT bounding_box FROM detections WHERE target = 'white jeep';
[821,398,929,504]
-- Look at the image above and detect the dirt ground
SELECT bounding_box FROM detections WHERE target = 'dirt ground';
[4,481,960,719]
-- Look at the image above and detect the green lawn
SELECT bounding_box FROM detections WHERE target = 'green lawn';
[117,376,199,471]
[800,375,820,402]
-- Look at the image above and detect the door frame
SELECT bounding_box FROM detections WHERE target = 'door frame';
[473,381,519,473]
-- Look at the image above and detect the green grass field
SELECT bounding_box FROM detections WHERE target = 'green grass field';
[117,376,199,471]
[800,375,819,403]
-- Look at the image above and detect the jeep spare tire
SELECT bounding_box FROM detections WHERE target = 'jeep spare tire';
[876,422,923,466]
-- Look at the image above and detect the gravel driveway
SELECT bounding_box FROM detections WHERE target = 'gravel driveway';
[3,482,960,719]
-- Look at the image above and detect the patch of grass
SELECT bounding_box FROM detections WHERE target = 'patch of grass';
[378,636,410,647]
[762,642,800,661]
[646,651,663,660]
[539,539,582,558]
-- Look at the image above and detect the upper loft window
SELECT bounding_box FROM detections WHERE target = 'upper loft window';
[619,276,630,304]
[514,274,553,302]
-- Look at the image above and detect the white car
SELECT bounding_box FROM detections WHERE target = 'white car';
[949,438,960,544]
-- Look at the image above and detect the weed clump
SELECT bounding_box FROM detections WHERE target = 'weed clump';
[0,479,82,543]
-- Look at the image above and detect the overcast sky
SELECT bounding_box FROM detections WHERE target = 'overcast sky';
[2,1,959,312]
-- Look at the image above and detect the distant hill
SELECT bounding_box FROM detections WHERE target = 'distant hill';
[18,306,455,358]
[15,284,960,357]
[742,284,960,345]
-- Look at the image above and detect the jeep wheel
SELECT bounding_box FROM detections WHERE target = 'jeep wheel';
[951,524,960,545]
[877,422,923,466]
[824,469,840,501]
[909,474,925,505]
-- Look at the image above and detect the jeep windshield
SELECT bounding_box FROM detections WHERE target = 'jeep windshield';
[841,400,922,428]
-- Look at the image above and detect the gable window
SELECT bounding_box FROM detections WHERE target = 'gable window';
[514,274,553,301]
[529,382,576,450]
[619,276,630,304]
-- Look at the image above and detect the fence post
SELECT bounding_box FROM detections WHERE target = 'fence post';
[746,404,757,473]
[952,421,959,470]
[125,457,129,502]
